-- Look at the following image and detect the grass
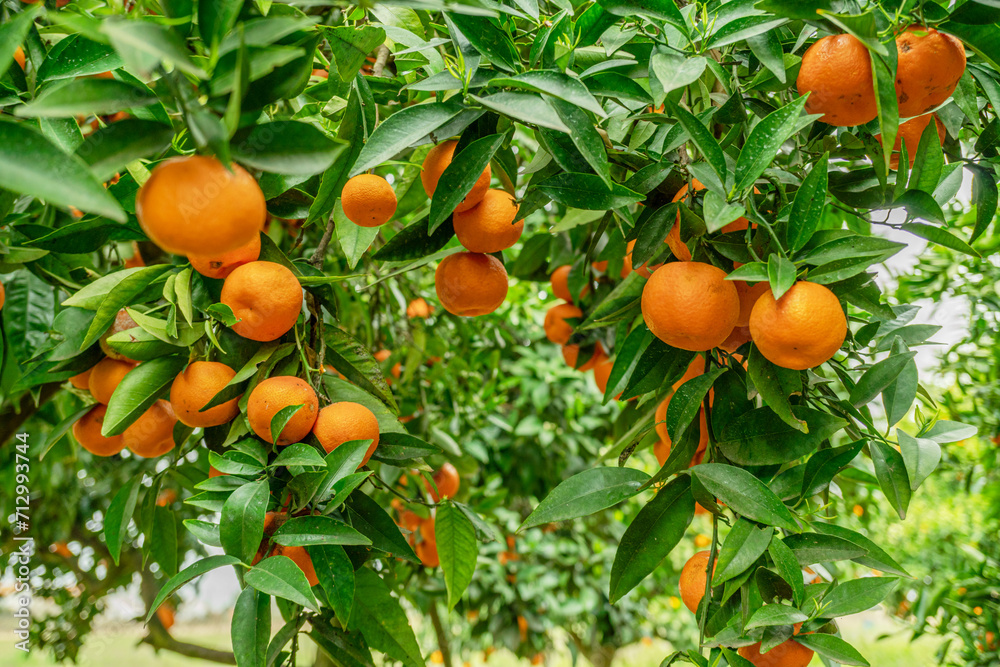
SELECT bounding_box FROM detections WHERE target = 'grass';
[0,611,943,666]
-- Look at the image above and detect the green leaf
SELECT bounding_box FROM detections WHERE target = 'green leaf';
[713,520,773,586]
[351,102,464,176]
[17,78,155,119]
[707,16,787,49]
[145,555,243,622]
[103,355,188,436]
[199,0,242,52]
[0,121,126,221]
[371,214,455,262]
[490,70,606,117]
[782,532,866,565]
[349,568,425,667]
[609,476,694,603]
[703,191,745,233]
[968,163,998,242]
[0,5,44,79]
[718,407,845,466]
[870,49,898,183]
[734,94,810,193]
[768,538,806,607]
[429,133,505,233]
[849,352,918,407]
[549,97,612,189]
[693,464,799,531]
[232,121,344,176]
[747,348,805,432]
[271,443,327,468]
[767,255,797,301]
[314,545,355,627]
[820,577,898,618]
[745,604,808,629]
[896,430,941,492]
[667,100,727,184]
[799,441,864,499]
[103,19,206,79]
[220,480,269,563]
[900,222,978,257]
[893,189,946,224]
[922,420,977,443]
[344,492,418,563]
[470,92,570,132]
[245,555,321,611]
[666,367,729,443]
[787,153,829,252]
[520,467,650,530]
[150,506,178,576]
[535,173,642,210]
[747,31,786,84]
[75,119,174,182]
[794,634,870,666]
[811,523,909,577]
[105,474,141,565]
[82,265,173,350]
[232,586,270,667]
[327,26,386,81]
[436,502,478,610]
[447,13,518,73]
[649,53,707,104]
[598,0,686,30]
[272,516,372,547]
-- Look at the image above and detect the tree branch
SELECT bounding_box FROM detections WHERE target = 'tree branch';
[428,601,453,667]
[309,218,336,268]
[372,45,391,78]
[1,383,61,446]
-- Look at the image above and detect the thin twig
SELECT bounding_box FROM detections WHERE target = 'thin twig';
[372,45,391,78]
[309,216,336,268]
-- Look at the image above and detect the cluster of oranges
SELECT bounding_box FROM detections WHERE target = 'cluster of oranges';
[393,463,461,568]
[424,141,522,318]
[679,552,815,666]
[797,26,965,168]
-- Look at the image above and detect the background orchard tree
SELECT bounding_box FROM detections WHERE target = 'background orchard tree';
[1,0,999,666]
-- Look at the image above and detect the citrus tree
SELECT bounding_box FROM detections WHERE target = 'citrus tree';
[1,0,998,666]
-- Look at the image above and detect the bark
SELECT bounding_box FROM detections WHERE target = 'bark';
[428,601,453,667]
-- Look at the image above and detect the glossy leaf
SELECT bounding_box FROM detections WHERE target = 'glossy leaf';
[521,467,650,530]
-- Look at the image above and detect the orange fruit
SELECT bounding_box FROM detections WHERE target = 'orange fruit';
[544,303,584,345]
[641,262,740,351]
[188,233,261,279]
[170,361,240,428]
[136,155,265,256]
[735,281,771,328]
[654,402,709,467]
[123,241,144,268]
[748,282,846,370]
[406,297,434,318]
[51,541,73,558]
[221,261,303,341]
[73,404,125,456]
[156,488,177,506]
[453,189,522,253]
[592,357,615,396]
[622,239,660,278]
[398,510,423,532]
[435,252,508,317]
[550,265,589,302]
[430,650,444,664]
[124,400,177,458]
[895,27,966,118]
[69,367,94,390]
[374,349,392,363]
[13,47,25,70]
[209,464,225,478]
[668,181,752,261]
[312,401,380,465]
[416,539,440,567]
[694,534,711,548]
[426,462,460,501]
[247,376,319,446]
[156,603,175,630]
[419,516,436,542]
[421,140,490,213]
[88,358,135,404]
[796,34,878,126]
[592,259,609,272]
[737,638,814,667]
[878,113,946,170]
[719,326,753,353]
[679,550,715,613]
[98,308,139,362]
[341,174,397,227]
[562,341,604,371]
